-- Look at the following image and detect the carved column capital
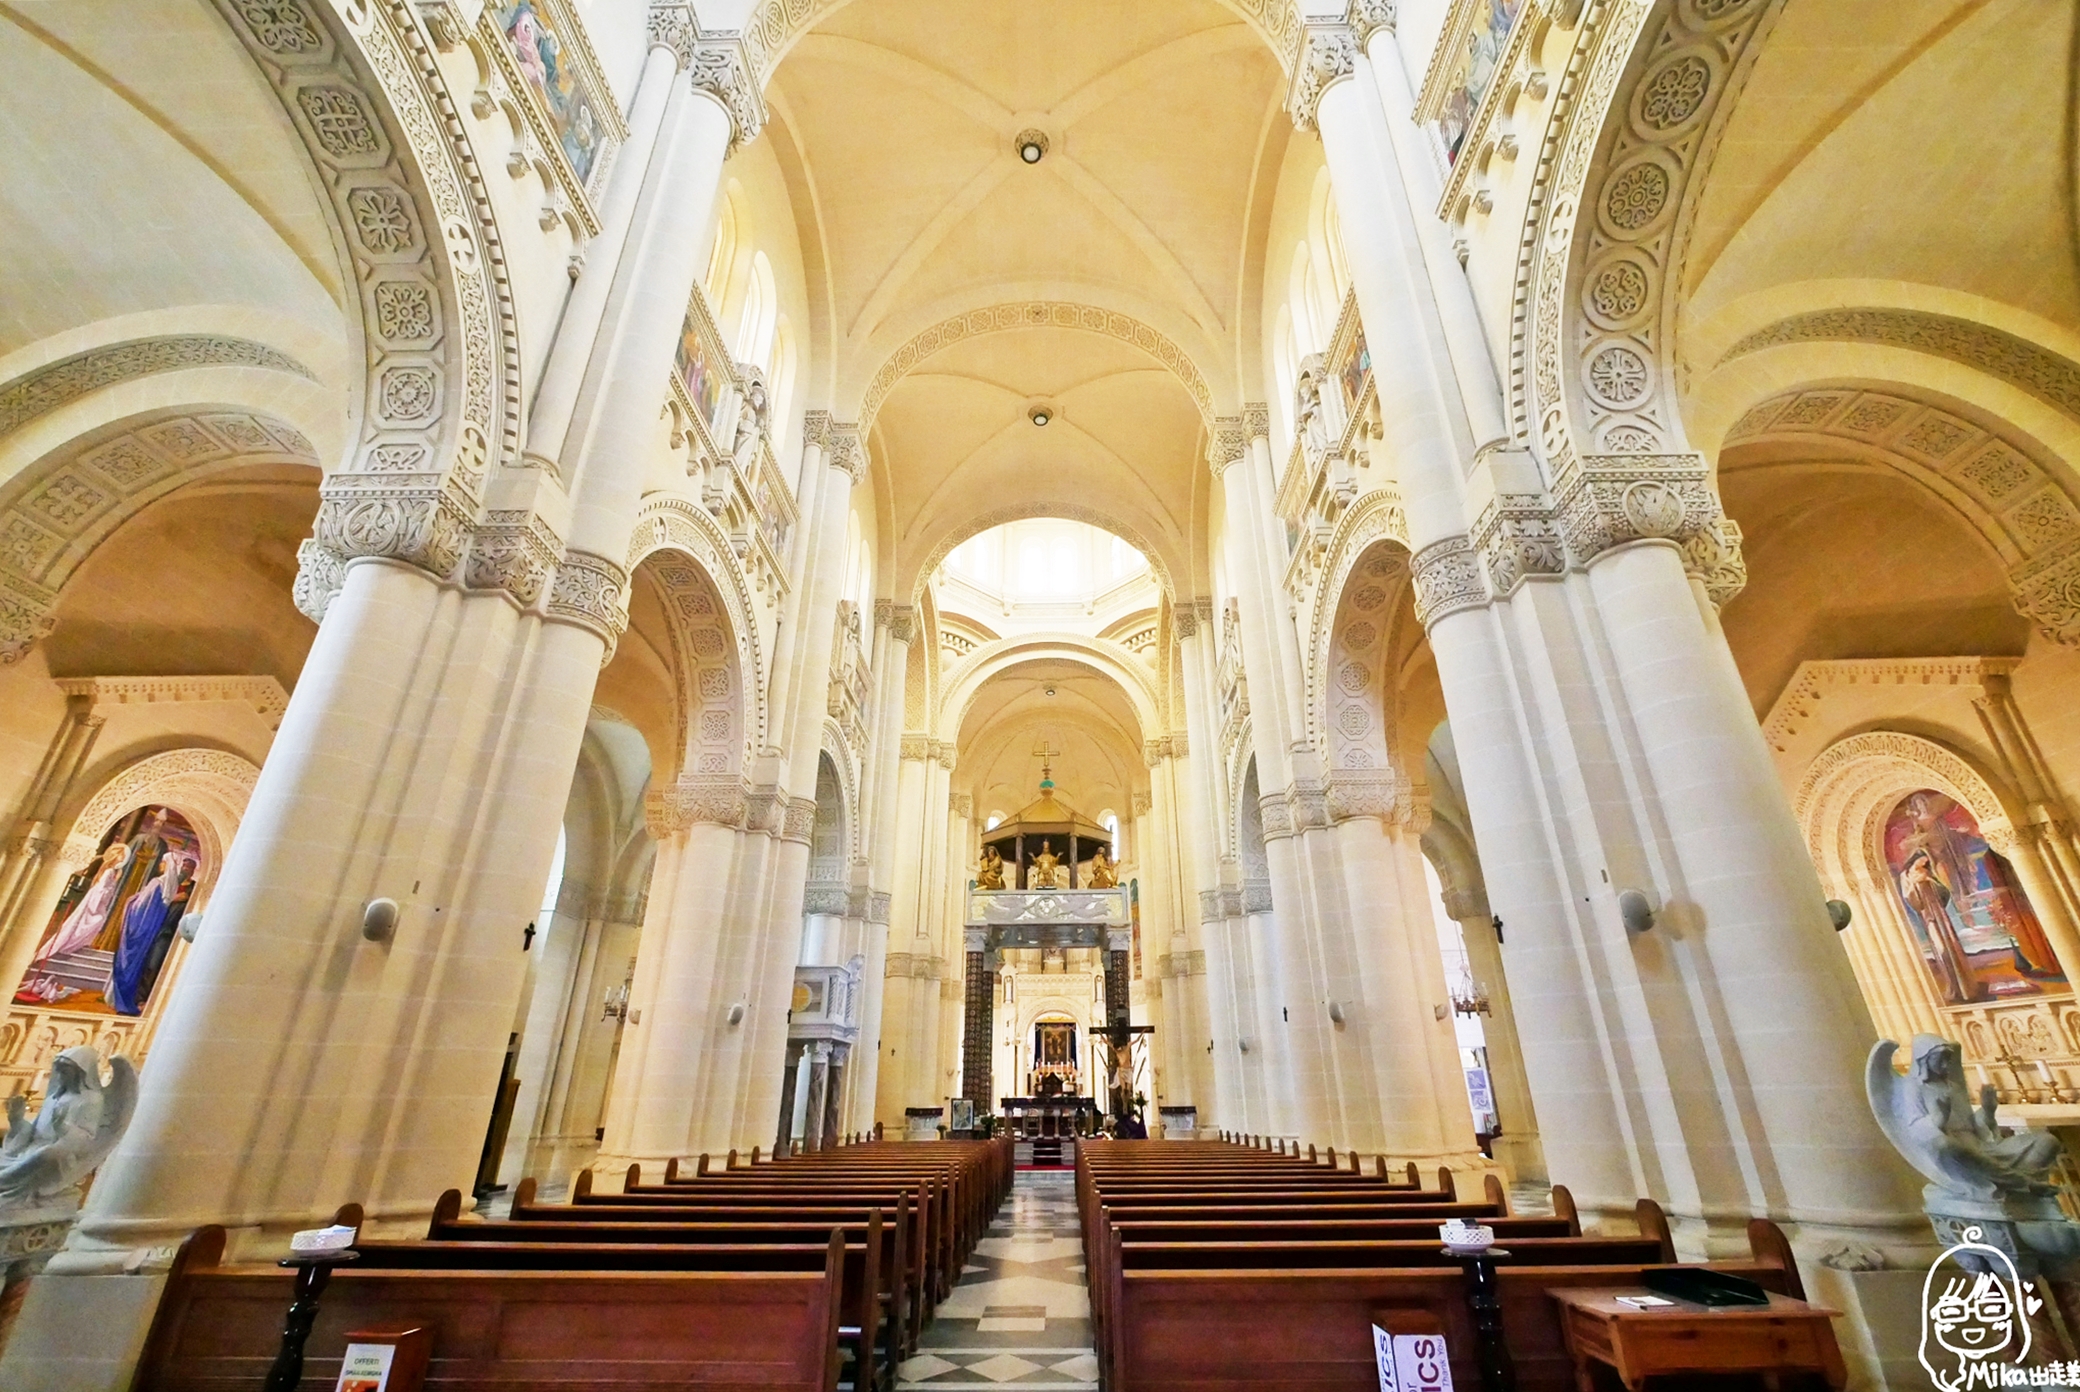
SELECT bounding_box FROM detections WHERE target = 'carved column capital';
[1241,401,1271,441]
[547,548,631,655]
[888,606,917,643]
[1552,450,1747,606]
[1470,493,1566,598]
[899,733,933,762]
[645,1,696,64]
[1207,416,1249,477]
[684,26,765,151]
[782,795,818,844]
[1173,605,1199,640]
[0,574,56,666]
[646,774,750,837]
[1410,535,1488,628]
[466,509,563,607]
[1131,790,1153,817]
[825,424,867,485]
[2011,545,2080,647]
[872,597,893,629]
[935,740,958,770]
[1288,21,1360,133]
[1348,0,1397,44]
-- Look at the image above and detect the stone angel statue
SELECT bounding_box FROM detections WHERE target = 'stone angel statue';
[0,1046,138,1209]
[1867,1035,2065,1202]
[731,368,770,472]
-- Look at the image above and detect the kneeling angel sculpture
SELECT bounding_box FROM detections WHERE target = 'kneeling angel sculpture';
[1868,1034,2064,1201]
[0,1046,138,1209]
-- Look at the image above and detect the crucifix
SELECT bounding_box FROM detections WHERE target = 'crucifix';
[1031,737,1061,785]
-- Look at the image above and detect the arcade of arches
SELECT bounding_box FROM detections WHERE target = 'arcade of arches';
[0,0,2076,1385]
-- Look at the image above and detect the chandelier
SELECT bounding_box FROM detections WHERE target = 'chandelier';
[1449,973,1491,1018]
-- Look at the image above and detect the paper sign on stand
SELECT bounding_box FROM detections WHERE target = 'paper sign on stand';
[334,1328,429,1392]
[1372,1325,1454,1392]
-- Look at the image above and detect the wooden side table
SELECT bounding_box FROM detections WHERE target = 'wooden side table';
[1549,1288,1847,1391]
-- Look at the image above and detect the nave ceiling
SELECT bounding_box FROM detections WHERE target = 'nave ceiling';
[762,0,1292,599]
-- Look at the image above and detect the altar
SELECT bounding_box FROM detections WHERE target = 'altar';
[998,1095,1098,1137]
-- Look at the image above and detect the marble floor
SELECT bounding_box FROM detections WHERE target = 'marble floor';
[895,1171,1097,1390]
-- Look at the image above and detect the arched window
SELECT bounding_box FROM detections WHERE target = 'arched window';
[536,826,568,946]
[1272,305,1299,455]
[985,812,1004,831]
[1287,244,1319,352]
[1100,810,1119,859]
[768,316,797,427]
[704,186,741,306]
[735,251,778,368]
[1322,195,1351,303]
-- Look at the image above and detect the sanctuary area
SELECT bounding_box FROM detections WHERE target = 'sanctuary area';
[0,0,2076,1388]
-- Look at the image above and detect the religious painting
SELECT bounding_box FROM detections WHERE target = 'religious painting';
[15,805,200,1017]
[1130,878,1142,980]
[1884,790,2065,1006]
[1336,324,1370,411]
[676,313,727,431]
[1438,0,1524,164]
[492,0,603,184]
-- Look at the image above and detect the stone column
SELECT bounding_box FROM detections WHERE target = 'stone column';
[960,929,993,1111]
[874,739,933,1122]
[0,692,103,970]
[774,1039,806,1154]
[1174,602,1244,1130]
[849,606,909,1131]
[597,797,745,1172]
[1439,882,1545,1185]
[1974,673,2080,965]
[800,1043,831,1152]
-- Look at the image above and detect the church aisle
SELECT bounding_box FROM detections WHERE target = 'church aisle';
[894,1171,1098,1390]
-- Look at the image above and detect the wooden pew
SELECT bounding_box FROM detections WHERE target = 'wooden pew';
[134,1225,846,1392]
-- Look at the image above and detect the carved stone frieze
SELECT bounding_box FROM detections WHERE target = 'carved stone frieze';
[1722,310,2080,421]
[1410,535,1488,628]
[0,336,315,440]
[547,548,630,650]
[1288,21,1359,133]
[0,573,58,665]
[1471,492,1566,595]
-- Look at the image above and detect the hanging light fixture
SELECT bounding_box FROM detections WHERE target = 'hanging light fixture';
[1449,972,1491,1018]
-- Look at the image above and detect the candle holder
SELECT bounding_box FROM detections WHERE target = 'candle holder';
[264,1249,359,1392]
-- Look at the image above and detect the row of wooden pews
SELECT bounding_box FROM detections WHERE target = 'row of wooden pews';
[135,1133,1012,1392]
[1079,1137,1829,1392]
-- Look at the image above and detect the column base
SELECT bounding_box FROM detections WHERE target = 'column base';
[0,1270,165,1392]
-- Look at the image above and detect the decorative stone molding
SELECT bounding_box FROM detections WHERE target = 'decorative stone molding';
[0,409,317,659]
[1726,385,2080,644]
[0,337,316,440]
[628,496,766,754]
[1206,416,1249,476]
[547,549,630,650]
[1471,493,1566,595]
[54,676,290,730]
[1410,535,1488,628]
[1288,21,1359,133]
[1722,310,2080,421]
[1793,729,2012,857]
[1762,657,2019,755]
[1527,0,1780,461]
[861,301,1213,433]
[59,747,260,873]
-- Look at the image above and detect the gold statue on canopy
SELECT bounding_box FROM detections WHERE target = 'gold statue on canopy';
[1031,840,1065,889]
[1087,844,1118,888]
[976,844,1006,890]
